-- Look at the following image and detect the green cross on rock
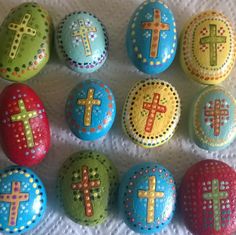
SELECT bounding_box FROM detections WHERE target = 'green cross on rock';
[200,24,226,66]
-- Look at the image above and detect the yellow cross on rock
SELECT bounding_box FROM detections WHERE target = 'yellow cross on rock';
[11,99,38,148]
[78,89,101,127]
[138,176,164,223]
[8,13,37,59]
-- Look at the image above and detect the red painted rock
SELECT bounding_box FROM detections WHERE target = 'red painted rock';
[0,83,50,166]
[180,159,236,235]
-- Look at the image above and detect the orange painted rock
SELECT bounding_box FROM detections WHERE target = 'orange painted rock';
[0,83,50,166]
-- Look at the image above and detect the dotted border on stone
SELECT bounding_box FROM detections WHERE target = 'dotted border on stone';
[56,11,109,70]
[122,79,181,147]
[57,151,118,226]
[193,86,236,147]
[65,79,115,135]
[0,166,46,234]
[181,11,236,82]
[122,163,176,232]
[0,2,52,81]
[129,0,177,67]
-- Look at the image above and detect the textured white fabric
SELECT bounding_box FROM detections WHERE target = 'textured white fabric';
[0,0,236,234]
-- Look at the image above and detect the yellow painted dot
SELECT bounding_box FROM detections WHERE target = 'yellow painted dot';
[162,58,167,63]
[143,58,147,63]
[156,61,161,65]
[33,183,37,188]
[35,189,40,195]
[13,228,18,232]
[20,226,25,230]
[150,61,154,65]
[134,47,138,52]
[131,31,135,36]
[137,54,142,59]
[5,228,10,232]
[29,178,34,183]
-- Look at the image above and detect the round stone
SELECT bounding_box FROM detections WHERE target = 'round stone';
[56,11,108,74]
[0,83,51,166]
[119,162,176,234]
[180,10,236,85]
[57,151,119,226]
[122,79,181,148]
[189,86,236,151]
[65,79,116,141]
[0,166,47,234]
[0,2,53,82]
[180,159,236,235]
[126,0,177,75]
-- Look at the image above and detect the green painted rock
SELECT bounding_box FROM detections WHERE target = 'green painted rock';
[58,151,119,226]
[0,2,53,82]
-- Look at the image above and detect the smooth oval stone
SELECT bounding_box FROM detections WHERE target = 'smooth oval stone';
[0,83,51,166]
[126,0,177,75]
[65,79,116,141]
[122,79,181,148]
[119,162,176,234]
[0,2,53,82]
[189,86,236,151]
[180,159,236,235]
[180,10,236,85]
[58,151,119,226]
[0,165,47,234]
[56,11,108,73]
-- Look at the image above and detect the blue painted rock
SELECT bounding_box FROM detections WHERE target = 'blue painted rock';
[0,166,47,234]
[56,11,108,73]
[180,159,236,235]
[58,151,119,226]
[0,83,51,166]
[126,0,177,75]
[180,10,236,85]
[0,2,53,82]
[65,79,116,141]
[119,162,176,234]
[122,79,181,148]
[189,86,236,151]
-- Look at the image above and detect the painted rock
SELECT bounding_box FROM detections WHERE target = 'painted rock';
[58,151,119,226]
[119,162,176,234]
[122,79,181,148]
[0,2,53,82]
[126,0,177,75]
[65,79,116,141]
[56,11,108,73]
[0,83,50,166]
[189,86,236,151]
[180,10,236,85]
[180,159,236,235]
[0,166,47,234]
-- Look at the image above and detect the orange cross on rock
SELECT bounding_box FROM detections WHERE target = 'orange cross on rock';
[142,9,169,58]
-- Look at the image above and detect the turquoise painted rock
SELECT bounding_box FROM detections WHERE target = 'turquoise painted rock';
[58,151,119,226]
[0,166,47,234]
[119,162,176,234]
[189,86,236,151]
[0,2,53,82]
[56,11,108,73]
[65,79,116,141]
[126,0,177,75]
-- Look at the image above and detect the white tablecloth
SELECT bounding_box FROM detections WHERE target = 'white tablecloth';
[0,0,236,234]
